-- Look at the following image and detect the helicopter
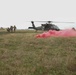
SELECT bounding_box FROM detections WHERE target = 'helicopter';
[28,21,74,31]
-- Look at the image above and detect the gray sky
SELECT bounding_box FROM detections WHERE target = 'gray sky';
[0,0,76,29]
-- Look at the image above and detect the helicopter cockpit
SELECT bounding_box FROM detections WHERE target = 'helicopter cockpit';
[41,23,60,31]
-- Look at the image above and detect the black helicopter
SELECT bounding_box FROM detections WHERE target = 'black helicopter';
[28,21,74,31]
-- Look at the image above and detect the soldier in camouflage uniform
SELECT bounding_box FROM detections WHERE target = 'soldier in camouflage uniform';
[13,25,16,32]
[72,27,75,31]
[10,26,13,32]
[7,27,10,32]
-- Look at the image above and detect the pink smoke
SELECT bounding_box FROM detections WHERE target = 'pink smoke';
[36,29,76,38]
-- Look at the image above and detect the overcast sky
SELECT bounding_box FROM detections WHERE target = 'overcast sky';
[0,0,76,29]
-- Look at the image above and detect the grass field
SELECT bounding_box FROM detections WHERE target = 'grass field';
[0,29,76,75]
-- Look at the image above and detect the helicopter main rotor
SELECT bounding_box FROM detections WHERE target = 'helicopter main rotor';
[31,21,75,24]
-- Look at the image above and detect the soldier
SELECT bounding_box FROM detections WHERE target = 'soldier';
[72,27,75,31]
[10,26,13,32]
[7,27,10,32]
[13,25,16,32]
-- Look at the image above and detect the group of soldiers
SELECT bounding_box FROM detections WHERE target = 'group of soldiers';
[7,25,16,32]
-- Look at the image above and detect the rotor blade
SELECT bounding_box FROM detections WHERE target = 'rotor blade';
[26,21,75,23]
[32,21,53,23]
[52,21,75,23]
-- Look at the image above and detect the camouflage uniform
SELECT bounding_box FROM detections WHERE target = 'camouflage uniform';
[72,27,75,31]
[7,27,10,32]
[10,26,13,32]
[13,25,16,32]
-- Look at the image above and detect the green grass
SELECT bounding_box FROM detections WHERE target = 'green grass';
[0,30,76,75]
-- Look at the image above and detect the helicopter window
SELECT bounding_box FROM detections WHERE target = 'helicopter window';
[53,25,59,29]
